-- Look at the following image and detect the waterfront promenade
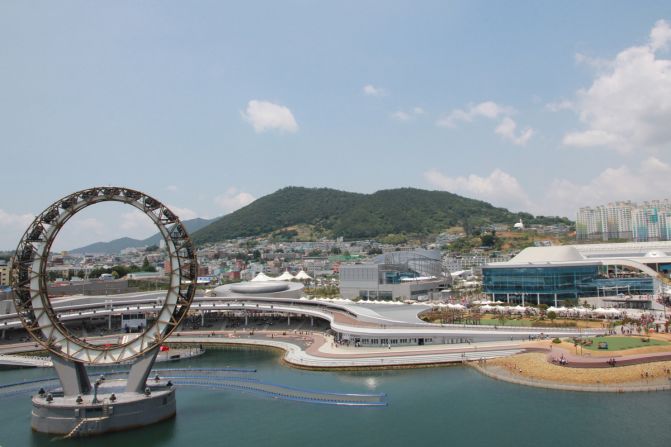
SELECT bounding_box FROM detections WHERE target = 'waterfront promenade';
[4,330,671,393]
[171,331,526,368]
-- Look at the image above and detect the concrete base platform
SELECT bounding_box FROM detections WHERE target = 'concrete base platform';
[31,379,176,437]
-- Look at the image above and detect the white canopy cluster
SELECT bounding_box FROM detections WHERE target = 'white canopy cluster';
[478,304,538,314]
[251,270,313,282]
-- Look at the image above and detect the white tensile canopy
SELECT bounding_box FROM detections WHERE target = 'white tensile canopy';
[276,271,296,281]
[511,305,527,314]
[447,303,466,309]
[251,272,274,282]
[295,270,312,280]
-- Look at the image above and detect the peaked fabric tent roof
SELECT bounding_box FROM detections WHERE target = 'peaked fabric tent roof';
[251,272,274,282]
[295,270,312,280]
[276,271,295,281]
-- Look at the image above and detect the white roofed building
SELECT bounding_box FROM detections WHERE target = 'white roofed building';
[482,241,668,307]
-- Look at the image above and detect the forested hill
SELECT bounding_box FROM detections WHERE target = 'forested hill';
[192,186,571,244]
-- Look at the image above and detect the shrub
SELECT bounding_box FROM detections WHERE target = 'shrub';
[552,338,561,344]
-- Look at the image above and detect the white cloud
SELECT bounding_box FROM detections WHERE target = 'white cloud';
[214,187,256,213]
[70,217,106,236]
[363,84,387,97]
[391,111,411,121]
[120,209,156,234]
[437,101,533,145]
[563,20,671,152]
[544,156,671,216]
[650,19,671,51]
[424,156,671,218]
[166,205,198,221]
[241,100,298,134]
[391,107,425,122]
[574,52,611,70]
[495,117,534,146]
[437,101,511,128]
[545,99,574,112]
[0,209,35,249]
[424,168,532,211]
[166,185,178,192]
[0,209,34,228]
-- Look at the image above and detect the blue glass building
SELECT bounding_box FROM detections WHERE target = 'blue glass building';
[482,245,659,306]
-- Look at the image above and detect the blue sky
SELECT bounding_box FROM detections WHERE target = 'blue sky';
[2,1,671,250]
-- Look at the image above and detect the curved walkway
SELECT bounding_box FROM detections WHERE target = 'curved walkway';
[542,346,671,368]
[170,331,524,369]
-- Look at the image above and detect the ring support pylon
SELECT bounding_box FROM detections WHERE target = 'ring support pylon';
[10,187,197,437]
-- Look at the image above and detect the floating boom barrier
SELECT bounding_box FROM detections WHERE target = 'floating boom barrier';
[0,368,387,407]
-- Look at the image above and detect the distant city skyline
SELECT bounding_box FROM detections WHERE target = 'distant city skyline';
[577,198,671,242]
[1,1,671,250]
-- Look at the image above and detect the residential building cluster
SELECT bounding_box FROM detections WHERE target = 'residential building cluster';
[0,220,575,302]
[577,199,671,242]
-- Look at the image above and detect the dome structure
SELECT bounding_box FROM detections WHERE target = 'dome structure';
[510,246,584,264]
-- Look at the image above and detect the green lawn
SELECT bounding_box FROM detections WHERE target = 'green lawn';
[582,336,670,351]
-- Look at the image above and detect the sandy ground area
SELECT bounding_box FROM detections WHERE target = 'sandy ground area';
[486,352,671,385]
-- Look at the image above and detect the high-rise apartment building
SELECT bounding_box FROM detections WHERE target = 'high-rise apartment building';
[0,260,9,286]
[577,199,671,241]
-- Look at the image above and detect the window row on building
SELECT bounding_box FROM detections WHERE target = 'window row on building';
[483,264,656,305]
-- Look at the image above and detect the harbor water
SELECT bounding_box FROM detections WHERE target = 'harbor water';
[0,347,669,447]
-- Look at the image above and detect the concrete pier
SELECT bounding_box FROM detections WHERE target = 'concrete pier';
[31,379,176,437]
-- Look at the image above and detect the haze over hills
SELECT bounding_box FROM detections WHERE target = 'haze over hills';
[191,187,572,244]
[69,218,212,254]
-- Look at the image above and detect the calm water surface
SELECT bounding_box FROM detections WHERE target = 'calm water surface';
[1,347,669,447]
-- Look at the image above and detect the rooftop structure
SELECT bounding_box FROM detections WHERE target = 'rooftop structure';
[339,249,450,301]
[208,280,304,298]
[482,241,670,306]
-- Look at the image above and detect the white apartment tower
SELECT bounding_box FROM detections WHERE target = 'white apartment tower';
[577,199,671,242]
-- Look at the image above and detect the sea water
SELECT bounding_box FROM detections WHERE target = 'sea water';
[0,347,669,447]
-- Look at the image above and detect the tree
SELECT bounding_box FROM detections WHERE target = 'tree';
[330,247,342,255]
[480,231,500,248]
[547,310,557,323]
[142,261,157,273]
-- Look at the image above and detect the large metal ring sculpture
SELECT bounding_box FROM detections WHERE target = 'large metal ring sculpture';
[10,187,197,364]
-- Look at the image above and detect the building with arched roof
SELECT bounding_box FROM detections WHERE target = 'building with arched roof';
[482,242,671,307]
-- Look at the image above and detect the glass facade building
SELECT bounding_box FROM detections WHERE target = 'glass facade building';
[482,264,655,304]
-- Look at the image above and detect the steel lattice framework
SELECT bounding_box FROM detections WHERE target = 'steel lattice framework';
[10,187,197,364]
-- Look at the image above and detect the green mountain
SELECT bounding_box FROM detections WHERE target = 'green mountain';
[192,187,571,244]
[70,218,212,254]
